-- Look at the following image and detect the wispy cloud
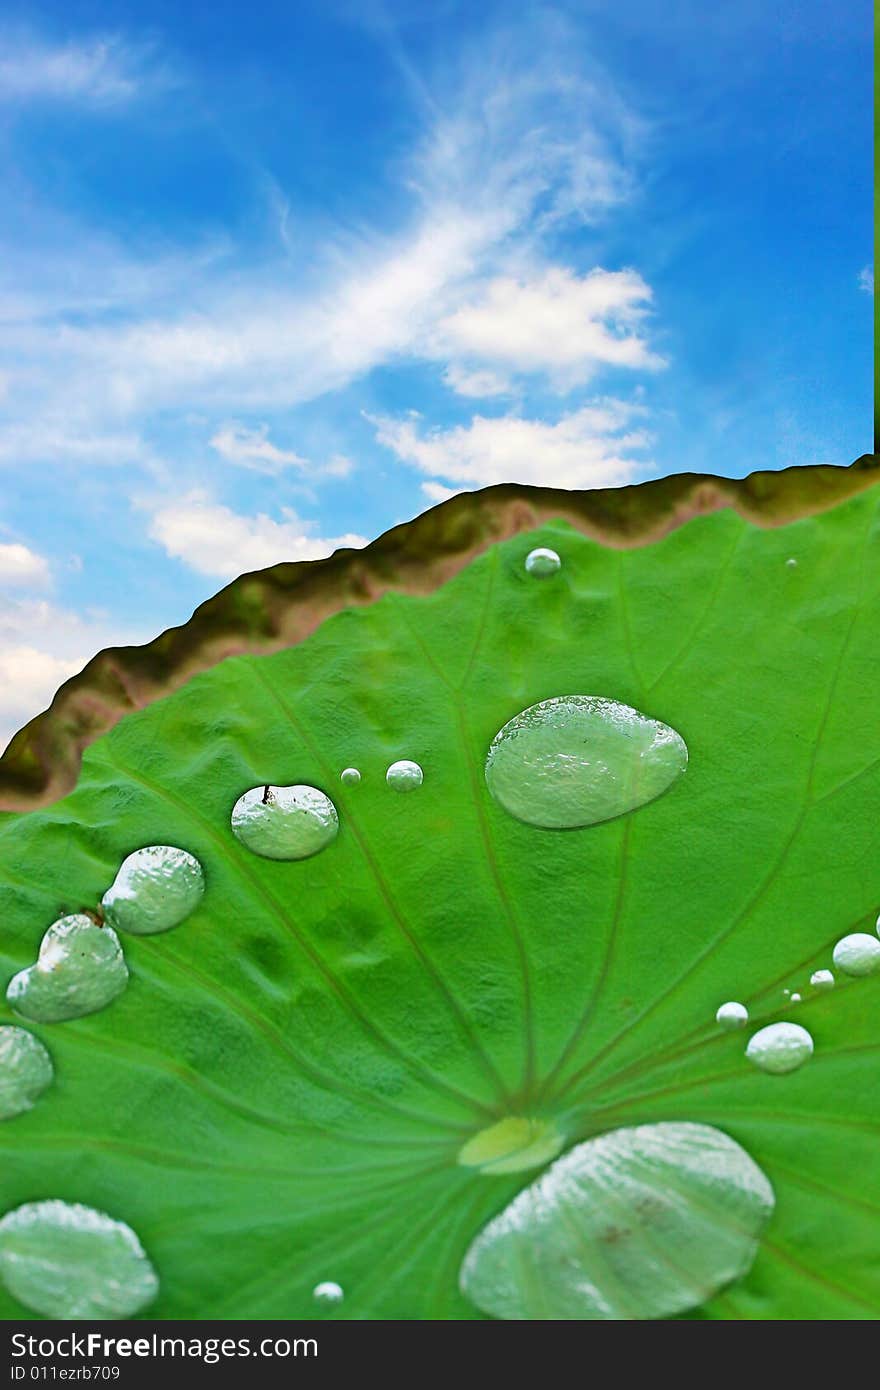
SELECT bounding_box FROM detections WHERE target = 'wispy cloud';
[0,542,50,587]
[859,266,874,295]
[0,31,168,106]
[210,423,311,475]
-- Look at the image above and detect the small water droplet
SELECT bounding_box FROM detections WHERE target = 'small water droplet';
[386,760,423,792]
[524,547,561,577]
[459,1122,774,1321]
[790,992,802,1003]
[0,1201,158,1318]
[313,1280,344,1305]
[832,932,880,977]
[746,1022,813,1075]
[810,969,835,990]
[458,1117,564,1175]
[340,767,361,785]
[102,845,205,936]
[0,1027,53,1121]
[786,557,798,568]
[231,785,339,861]
[5,916,128,1023]
[715,1001,748,1030]
[485,695,687,829]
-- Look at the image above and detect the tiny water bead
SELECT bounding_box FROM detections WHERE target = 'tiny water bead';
[832,933,880,977]
[231,785,339,861]
[340,767,361,786]
[790,993,802,1004]
[524,547,561,577]
[0,1201,158,1319]
[385,760,424,792]
[716,1001,748,1031]
[0,1027,53,1121]
[459,1122,774,1321]
[746,1022,813,1075]
[6,916,128,1023]
[101,845,205,936]
[810,969,835,990]
[312,1281,344,1306]
[785,557,798,568]
[485,696,687,830]
[458,1117,564,1176]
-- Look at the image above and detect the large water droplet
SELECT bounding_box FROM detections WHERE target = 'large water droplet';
[716,1001,748,1030]
[810,969,835,991]
[746,1022,813,1075]
[231,785,338,861]
[0,1027,53,1121]
[386,760,424,792]
[0,1201,158,1318]
[6,916,128,1023]
[102,845,205,936]
[524,547,561,577]
[485,696,687,829]
[340,767,361,786]
[458,1117,564,1176]
[832,933,880,977]
[313,1280,344,1305]
[459,1122,774,1321]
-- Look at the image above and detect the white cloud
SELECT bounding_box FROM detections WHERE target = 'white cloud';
[210,423,310,475]
[442,364,511,398]
[147,491,368,579]
[0,542,50,586]
[0,32,164,106]
[859,266,874,295]
[371,399,650,490]
[420,481,470,504]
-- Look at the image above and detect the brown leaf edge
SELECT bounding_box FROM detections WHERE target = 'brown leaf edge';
[2,457,877,813]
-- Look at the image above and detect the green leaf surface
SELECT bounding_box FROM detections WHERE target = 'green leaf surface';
[1,478,879,1319]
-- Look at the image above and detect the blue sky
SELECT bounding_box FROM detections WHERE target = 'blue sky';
[0,0,872,745]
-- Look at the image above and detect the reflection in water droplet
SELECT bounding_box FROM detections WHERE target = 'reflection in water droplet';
[458,1117,564,1175]
[5,917,128,1023]
[746,1022,813,1075]
[313,1280,344,1305]
[485,695,687,829]
[231,785,339,861]
[790,992,802,1003]
[786,558,798,568]
[459,1122,774,1321]
[386,760,424,792]
[832,933,880,977]
[716,1001,748,1030]
[102,845,205,936]
[340,767,361,785]
[0,1200,158,1318]
[810,969,835,991]
[0,1027,53,1121]
[524,547,561,577]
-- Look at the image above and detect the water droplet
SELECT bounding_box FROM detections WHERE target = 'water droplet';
[5,916,128,1023]
[231,785,338,861]
[810,969,835,991]
[746,1022,813,1075]
[790,992,802,1004]
[313,1280,344,1305]
[785,557,798,568]
[832,932,880,977]
[524,547,561,577]
[458,1117,564,1176]
[340,767,361,785]
[101,845,205,936]
[485,695,687,829]
[0,1201,158,1318]
[459,1122,774,1321]
[715,1001,748,1030]
[385,760,424,792]
[0,1027,53,1121]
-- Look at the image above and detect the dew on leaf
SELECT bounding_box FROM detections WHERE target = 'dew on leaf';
[0,1200,158,1319]
[340,767,361,785]
[0,1026,53,1121]
[810,969,835,990]
[485,695,688,829]
[313,1280,344,1305]
[459,1122,774,1320]
[457,1116,564,1175]
[101,845,205,936]
[790,993,802,1003]
[786,557,798,568]
[716,1001,748,1030]
[5,916,128,1023]
[231,785,339,861]
[524,547,561,577]
[385,760,424,792]
[746,1022,813,1075]
[832,933,880,977]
